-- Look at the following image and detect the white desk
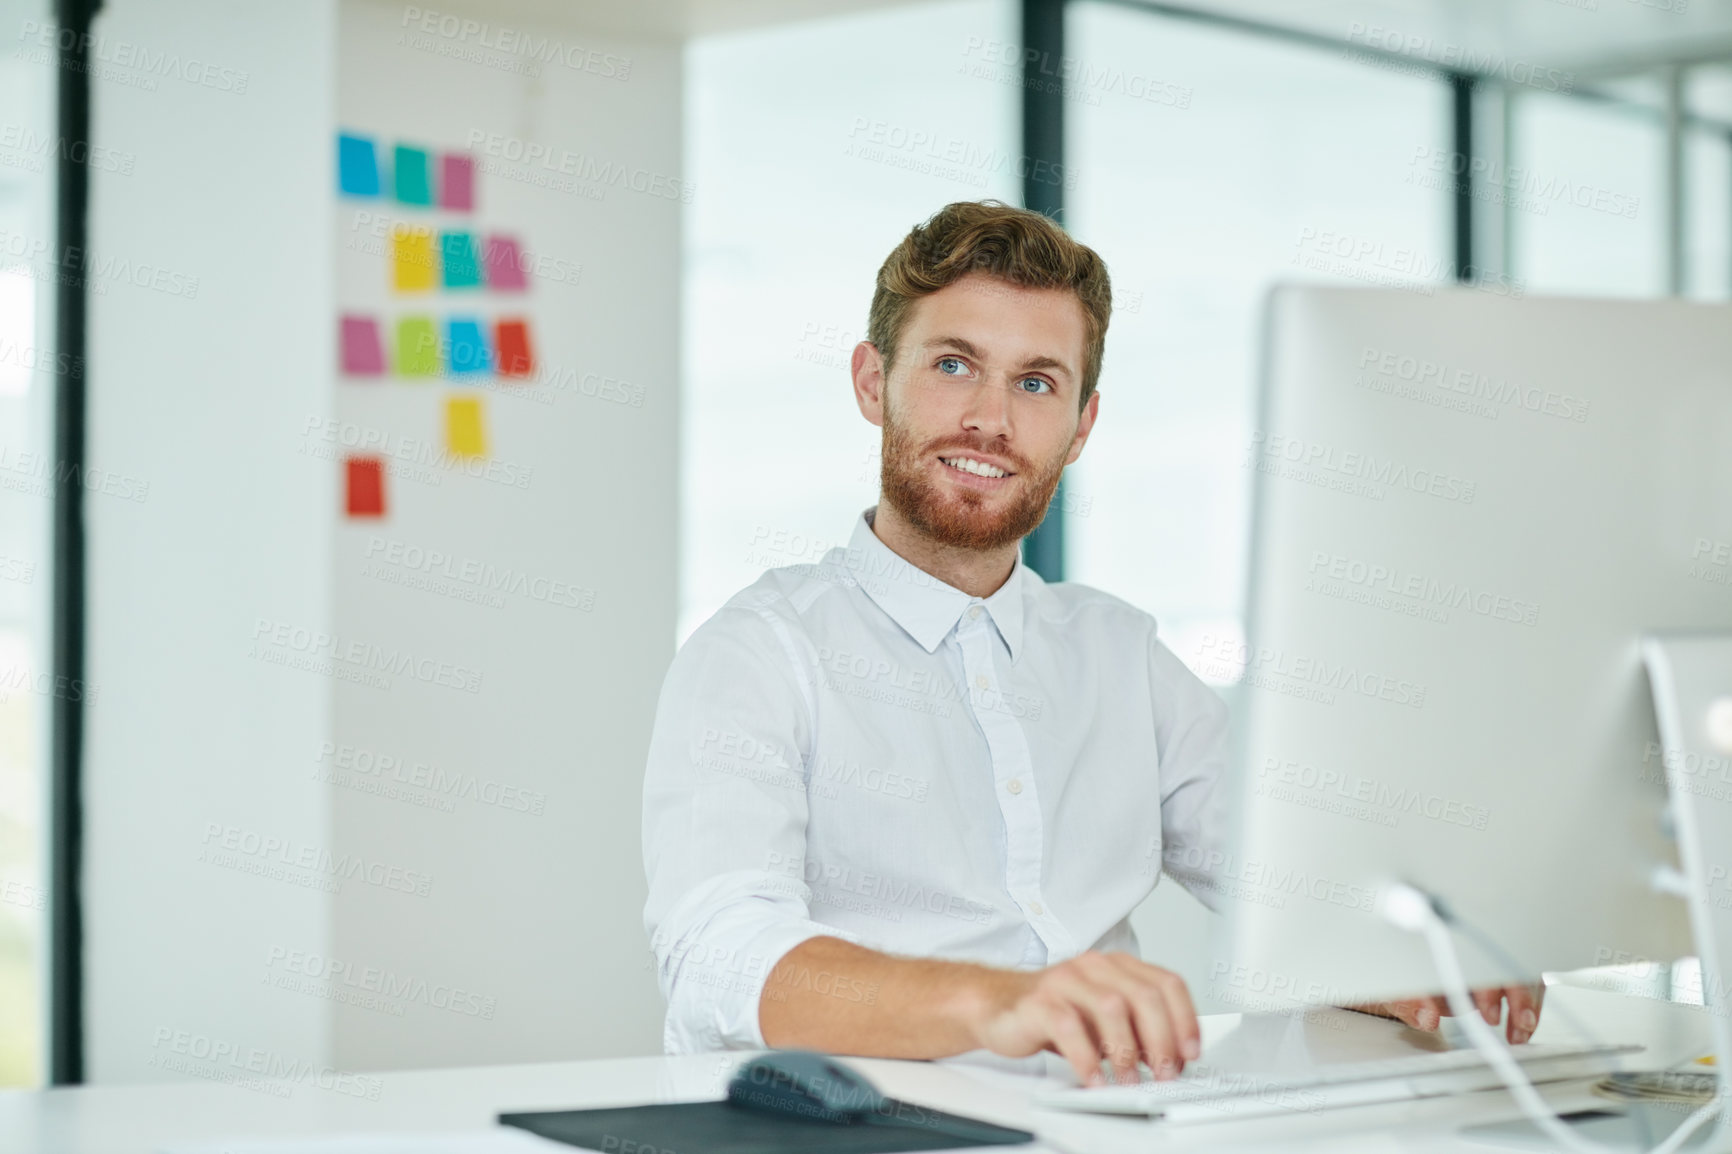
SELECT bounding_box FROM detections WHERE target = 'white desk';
[0,985,1714,1154]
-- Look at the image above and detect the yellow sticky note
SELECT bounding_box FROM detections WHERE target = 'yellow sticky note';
[445,395,487,458]
[392,225,437,292]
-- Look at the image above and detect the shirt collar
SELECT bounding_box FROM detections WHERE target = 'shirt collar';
[848,505,1026,662]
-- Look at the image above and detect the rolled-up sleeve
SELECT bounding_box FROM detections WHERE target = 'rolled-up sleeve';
[1149,632,1232,913]
[641,599,858,1054]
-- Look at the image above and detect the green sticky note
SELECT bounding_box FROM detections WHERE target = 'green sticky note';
[396,317,439,377]
[394,144,433,205]
[440,231,482,288]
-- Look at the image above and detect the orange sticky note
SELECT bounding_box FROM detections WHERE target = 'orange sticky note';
[495,318,534,378]
[345,456,385,517]
[391,225,437,292]
[445,395,487,458]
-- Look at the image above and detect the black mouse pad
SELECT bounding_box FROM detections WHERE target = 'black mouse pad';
[501,1098,1035,1153]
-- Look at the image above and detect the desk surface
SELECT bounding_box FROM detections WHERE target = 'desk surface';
[0,985,1713,1154]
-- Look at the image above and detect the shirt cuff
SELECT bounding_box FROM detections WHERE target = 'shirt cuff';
[663,917,861,1054]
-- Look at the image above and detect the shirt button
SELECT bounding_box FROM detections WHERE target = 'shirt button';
[975,673,990,690]
[1006,778,1022,795]
[968,605,982,620]
[1030,901,1044,916]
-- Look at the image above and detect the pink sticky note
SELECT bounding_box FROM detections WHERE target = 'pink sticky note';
[339,314,384,375]
[484,234,527,290]
[440,153,474,211]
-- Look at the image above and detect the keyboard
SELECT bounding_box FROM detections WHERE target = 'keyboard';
[1035,1041,1643,1124]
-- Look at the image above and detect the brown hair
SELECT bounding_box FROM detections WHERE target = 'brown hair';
[867,200,1112,413]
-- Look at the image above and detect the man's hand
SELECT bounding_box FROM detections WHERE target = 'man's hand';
[971,950,1199,1086]
[758,938,1198,1083]
[1348,983,1544,1044]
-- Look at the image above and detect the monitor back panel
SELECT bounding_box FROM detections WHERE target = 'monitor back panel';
[1230,285,1730,1004]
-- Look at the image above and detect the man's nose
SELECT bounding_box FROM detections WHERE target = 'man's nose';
[960,376,1015,437]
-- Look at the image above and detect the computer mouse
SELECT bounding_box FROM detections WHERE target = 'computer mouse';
[727,1049,886,1124]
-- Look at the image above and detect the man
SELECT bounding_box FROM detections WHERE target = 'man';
[642,200,1540,1088]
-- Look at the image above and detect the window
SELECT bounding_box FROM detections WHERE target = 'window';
[1508,88,1665,296]
[1686,67,1732,300]
[1685,126,1730,299]
[0,23,54,1087]
[1065,2,1448,680]
[681,0,1016,644]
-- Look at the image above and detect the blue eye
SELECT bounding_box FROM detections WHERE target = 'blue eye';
[937,356,967,375]
[1019,377,1053,395]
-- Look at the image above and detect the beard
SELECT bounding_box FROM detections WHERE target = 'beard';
[878,388,1068,552]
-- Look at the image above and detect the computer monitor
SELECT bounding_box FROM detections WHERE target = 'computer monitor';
[1219,284,1732,1009]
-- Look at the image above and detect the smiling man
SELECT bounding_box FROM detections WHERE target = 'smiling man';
[641,200,1539,1088]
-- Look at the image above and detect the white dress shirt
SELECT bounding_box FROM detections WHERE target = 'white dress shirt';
[641,505,1230,1054]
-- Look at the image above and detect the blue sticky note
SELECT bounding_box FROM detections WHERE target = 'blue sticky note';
[446,318,491,376]
[440,231,482,288]
[394,144,433,206]
[338,134,380,196]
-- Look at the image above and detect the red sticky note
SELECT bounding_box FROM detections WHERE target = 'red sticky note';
[339,314,384,375]
[484,235,527,290]
[495,318,534,378]
[439,153,475,211]
[345,456,385,517]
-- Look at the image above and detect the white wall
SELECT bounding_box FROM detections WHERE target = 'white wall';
[329,0,678,1069]
[85,0,680,1081]
[84,0,338,1082]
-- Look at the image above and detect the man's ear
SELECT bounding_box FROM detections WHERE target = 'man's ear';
[852,341,887,428]
[1064,389,1101,467]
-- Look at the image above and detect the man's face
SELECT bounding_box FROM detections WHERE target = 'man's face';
[855,270,1100,552]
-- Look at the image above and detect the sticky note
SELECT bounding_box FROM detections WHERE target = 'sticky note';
[339,315,384,375]
[440,231,482,288]
[395,317,439,377]
[345,457,386,517]
[393,144,433,205]
[494,319,534,378]
[338,134,380,196]
[445,396,488,457]
[445,318,490,375]
[439,153,475,210]
[484,235,527,290]
[392,226,437,292]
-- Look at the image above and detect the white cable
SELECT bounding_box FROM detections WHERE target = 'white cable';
[1387,883,1723,1154]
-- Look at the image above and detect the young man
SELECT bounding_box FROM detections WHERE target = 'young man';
[641,201,1540,1087]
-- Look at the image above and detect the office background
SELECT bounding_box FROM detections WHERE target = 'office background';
[0,0,1727,1091]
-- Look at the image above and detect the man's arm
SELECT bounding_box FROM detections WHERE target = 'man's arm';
[1146,634,1232,910]
[759,937,1202,1085]
[643,602,854,1053]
